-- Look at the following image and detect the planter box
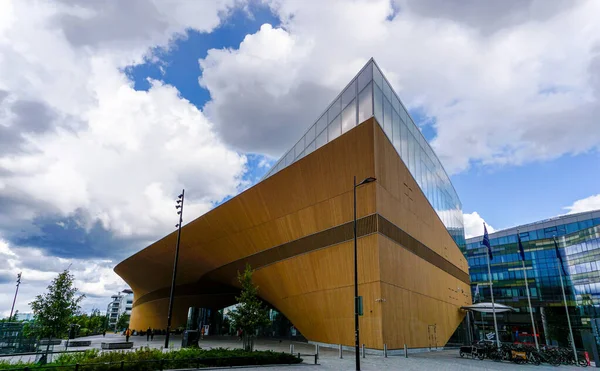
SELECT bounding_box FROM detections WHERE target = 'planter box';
[101,342,133,350]
[67,341,91,347]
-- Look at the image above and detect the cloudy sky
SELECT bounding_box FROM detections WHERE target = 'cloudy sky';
[1,0,599,316]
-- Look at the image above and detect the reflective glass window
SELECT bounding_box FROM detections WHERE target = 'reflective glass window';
[594,218,600,226]
[408,132,416,176]
[328,97,341,123]
[305,140,316,156]
[529,230,538,240]
[358,62,373,92]
[566,222,579,234]
[306,123,316,144]
[415,147,422,187]
[393,94,400,114]
[316,128,327,149]
[383,97,392,139]
[328,114,341,141]
[401,106,409,130]
[285,150,294,166]
[342,80,356,108]
[316,114,328,135]
[294,137,305,159]
[400,121,408,162]
[392,110,401,152]
[374,84,383,126]
[383,79,392,102]
[341,99,356,134]
[373,63,383,88]
[358,82,373,123]
[579,220,593,230]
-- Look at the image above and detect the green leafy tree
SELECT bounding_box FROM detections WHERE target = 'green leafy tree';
[228,264,270,351]
[116,314,130,331]
[29,270,85,340]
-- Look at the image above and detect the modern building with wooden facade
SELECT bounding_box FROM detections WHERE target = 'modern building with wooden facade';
[114,59,471,350]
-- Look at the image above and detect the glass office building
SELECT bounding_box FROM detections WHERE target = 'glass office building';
[465,210,600,347]
[263,59,465,247]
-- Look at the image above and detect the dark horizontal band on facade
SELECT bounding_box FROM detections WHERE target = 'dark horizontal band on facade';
[133,213,468,307]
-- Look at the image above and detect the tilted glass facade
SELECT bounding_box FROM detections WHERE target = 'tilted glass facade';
[263,59,465,247]
[465,210,600,347]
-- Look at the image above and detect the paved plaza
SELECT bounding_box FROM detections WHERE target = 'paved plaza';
[4,334,585,370]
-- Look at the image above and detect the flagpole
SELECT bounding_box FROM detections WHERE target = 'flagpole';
[518,230,539,350]
[482,222,500,348]
[476,284,485,338]
[555,236,578,363]
[522,259,539,350]
[486,251,500,348]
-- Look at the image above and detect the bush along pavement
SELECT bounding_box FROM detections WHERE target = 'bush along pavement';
[0,346,302,370]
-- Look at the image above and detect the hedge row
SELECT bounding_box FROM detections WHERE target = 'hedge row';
[0,347,302,370]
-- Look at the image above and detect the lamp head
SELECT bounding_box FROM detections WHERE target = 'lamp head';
[357,177,377,186]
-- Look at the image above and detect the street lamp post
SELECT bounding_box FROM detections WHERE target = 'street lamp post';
[353,176,376,371]
[165,189,185,348]
[9,273,21,322]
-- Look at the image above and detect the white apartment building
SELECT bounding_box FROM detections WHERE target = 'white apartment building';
[106,289,133,330]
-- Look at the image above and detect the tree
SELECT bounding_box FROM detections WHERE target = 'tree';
[228,264,270,351]
[29,270,85,340]
[116,314,130,331]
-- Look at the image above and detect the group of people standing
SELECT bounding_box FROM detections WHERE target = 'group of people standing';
[145,327,155,341]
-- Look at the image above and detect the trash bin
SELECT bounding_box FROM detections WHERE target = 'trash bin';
[182,330,199,348]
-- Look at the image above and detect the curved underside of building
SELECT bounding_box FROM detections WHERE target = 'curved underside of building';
[115,116,471,350]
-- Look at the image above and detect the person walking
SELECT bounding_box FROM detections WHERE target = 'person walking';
[150,328,154,341]
[102,330,106,337]
[125,328,131,343]
[146,327,151,341]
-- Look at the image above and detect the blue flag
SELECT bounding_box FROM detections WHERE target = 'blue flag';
[553,237,568,276]
[517,233,525,261]
[482,223,492,260]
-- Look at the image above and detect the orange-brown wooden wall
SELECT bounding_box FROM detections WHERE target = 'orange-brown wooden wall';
[116,118,471,348]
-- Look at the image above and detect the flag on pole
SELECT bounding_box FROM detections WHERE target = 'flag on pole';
[554,237,568,276]
[482,223,493,260]
[518,233,526,261]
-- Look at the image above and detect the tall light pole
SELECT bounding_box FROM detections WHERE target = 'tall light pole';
[353,176,376,371]
[9,273,21,322]
[165,189,184,348]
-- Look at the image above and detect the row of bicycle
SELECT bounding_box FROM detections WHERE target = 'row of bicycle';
[459,340,589,367]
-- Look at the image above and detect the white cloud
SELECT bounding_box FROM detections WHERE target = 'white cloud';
[200,0,600,173]
[564,194,600,215]
[0,237,124,316]
[463,212,495,239]
[0,0,248,244]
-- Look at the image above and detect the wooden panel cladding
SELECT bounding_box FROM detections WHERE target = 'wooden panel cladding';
[133,214,378,307]
[372,118,469,275]
[115,118,378,297]
[117,118,472,349]
[252,235,383,349]
[133,212,467,308]
[378,215,469,284]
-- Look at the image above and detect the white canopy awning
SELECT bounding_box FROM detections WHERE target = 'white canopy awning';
[461,302,516,313]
